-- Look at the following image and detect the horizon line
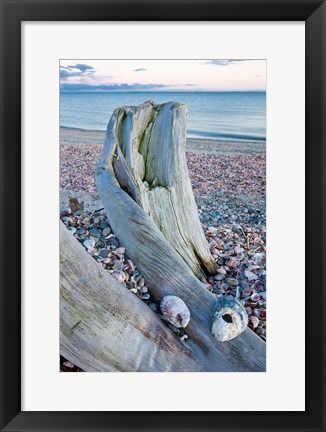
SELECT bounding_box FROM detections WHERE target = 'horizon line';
[60,90,266,93]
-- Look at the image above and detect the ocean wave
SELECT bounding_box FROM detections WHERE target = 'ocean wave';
[187,129,265,142]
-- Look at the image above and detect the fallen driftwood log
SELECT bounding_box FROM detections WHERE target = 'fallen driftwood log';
[60,221,207,372]
[60,220,265,372]
[60,101,265,372]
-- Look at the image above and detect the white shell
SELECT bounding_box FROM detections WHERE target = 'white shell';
[211,296,248,342]
[83,238,96,250]
[160,295,190,328]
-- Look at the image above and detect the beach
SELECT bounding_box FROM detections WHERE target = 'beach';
[60,126,265,154]
[60,125,266,355]
[59,62,267,373]
[60,127,266,228]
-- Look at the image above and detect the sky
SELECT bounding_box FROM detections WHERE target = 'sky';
[60,59,266,92]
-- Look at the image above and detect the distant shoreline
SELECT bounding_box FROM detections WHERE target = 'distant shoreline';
[60,124,266,142]
[60,126,266,155]
[61,90,266,93]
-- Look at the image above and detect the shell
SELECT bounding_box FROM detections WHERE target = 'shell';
[250,292,260,302]
[125,259,136,273]
[160,295,191,328]
[111,271,126,284]
[206,227,218,237]
[211,296,248,342]
[83,238,96,250]
[113,247,126,258]
[249,315,260,329]
[245,270,258,281]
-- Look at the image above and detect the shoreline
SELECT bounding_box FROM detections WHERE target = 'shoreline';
[60,126,266,228]
[60,126,266,155]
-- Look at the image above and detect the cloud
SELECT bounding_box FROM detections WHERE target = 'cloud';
[134,68,147,72]
[60,63,95,79]
[60,82,174,92]
[205,59,250,66]
[68,63,95,72]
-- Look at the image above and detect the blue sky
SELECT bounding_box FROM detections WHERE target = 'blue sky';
[60,59,266,92]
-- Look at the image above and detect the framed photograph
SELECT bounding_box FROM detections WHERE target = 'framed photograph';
[59,57,267,375]
[1,0,325,431]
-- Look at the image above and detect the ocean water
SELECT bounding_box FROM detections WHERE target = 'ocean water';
[60,92,266,142]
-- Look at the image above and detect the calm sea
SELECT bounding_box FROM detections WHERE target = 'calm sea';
[60,92,266,142]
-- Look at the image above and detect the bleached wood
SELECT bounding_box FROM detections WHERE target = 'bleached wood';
[60,221,206,372]
[95,101,266,372]
[108,101,217,277]
[60,222,264,372]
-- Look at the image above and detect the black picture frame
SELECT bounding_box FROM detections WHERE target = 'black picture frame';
[0,0,325,431]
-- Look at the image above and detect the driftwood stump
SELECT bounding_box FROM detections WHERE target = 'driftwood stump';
[101,101,218,277]
[60,101,266,372]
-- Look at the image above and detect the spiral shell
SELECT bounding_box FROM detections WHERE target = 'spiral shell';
[211,296,248,342]
[160,295,190,328]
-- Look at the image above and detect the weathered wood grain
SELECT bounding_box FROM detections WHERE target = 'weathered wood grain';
[60,221,207,372]
[105,101,218,277]
[60,221,265,372]
[94,101,266,372]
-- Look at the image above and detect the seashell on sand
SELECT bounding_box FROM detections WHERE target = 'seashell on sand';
[249,315,260,329]
[111,271,126,284]
[83,238,96,250]
[125,259,136,273]
[206,226,218,237]
[160,295,191,329]
[245,270,258,281]
[211,296,248,342]
[250,292,260,302]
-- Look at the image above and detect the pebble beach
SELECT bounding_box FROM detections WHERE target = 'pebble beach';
[60,127,266,227]
[60,127,266,371]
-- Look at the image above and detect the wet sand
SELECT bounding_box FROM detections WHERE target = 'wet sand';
[60,127,266,155]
